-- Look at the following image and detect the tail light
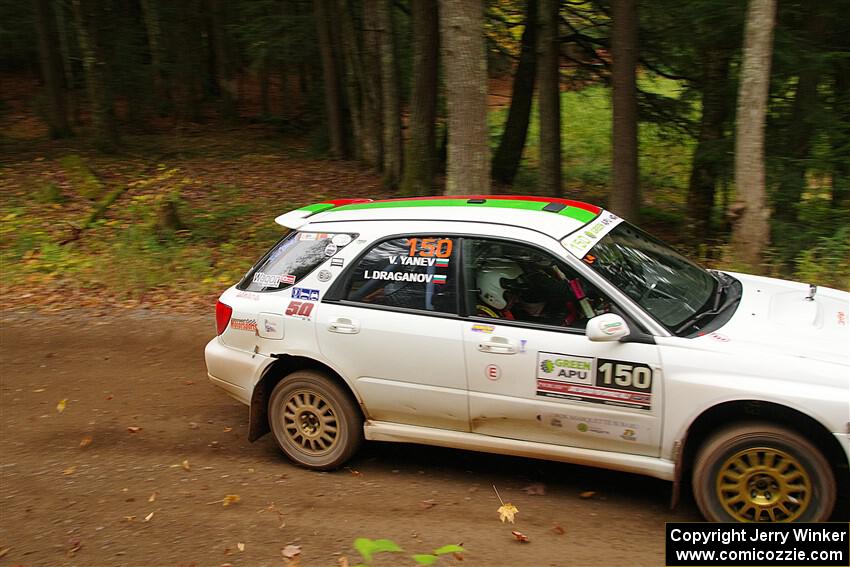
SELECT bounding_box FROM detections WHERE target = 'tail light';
[215,300,233,335]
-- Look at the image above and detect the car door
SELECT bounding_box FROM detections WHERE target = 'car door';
[318,235,469,432]
[460,236,662,456]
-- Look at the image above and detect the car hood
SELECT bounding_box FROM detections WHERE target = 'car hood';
[693,272,849,366]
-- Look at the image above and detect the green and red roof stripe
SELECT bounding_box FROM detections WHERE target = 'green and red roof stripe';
[297,195,600,223]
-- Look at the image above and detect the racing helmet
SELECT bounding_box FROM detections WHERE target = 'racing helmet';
[477,260,524,310]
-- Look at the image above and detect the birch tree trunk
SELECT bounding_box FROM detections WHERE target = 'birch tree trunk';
[440,0,490,195]
[728,0,777,272]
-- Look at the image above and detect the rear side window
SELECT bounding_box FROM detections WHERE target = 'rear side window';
[239,232,354,292]
[344,237,458,313]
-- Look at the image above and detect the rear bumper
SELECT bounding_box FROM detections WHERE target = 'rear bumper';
[204,337,272,406]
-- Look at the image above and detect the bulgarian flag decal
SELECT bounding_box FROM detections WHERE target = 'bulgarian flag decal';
[433,275,447,284]
[435,258,449,268]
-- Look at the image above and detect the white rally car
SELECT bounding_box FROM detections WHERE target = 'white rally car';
[205,196,849,522]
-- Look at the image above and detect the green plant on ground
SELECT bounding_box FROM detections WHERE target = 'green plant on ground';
[352,537,464,566]
[58,154,103,200]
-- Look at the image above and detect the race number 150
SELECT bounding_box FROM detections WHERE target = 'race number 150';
[407,238,453,258]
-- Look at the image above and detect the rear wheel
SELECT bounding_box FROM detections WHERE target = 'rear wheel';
[268,370,362,470]
[693,423,835,522]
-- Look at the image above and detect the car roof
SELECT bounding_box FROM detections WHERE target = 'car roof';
[279,195,602,239]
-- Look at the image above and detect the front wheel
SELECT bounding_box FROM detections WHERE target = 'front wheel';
[268,370,363,470]
[692,423,836,522]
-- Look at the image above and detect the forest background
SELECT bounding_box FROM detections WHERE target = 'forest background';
[1,0,848,314]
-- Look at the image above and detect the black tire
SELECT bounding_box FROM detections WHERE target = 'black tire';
[693,422,836,522]
[268,370,363,470]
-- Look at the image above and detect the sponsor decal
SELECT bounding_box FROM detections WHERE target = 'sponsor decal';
[285,300,314,320]
[331,234,352,246]
[538,352,593,385]
[563,211,622,258]
[708,332,730,342]
[230,318,257,332]
[406,237,453,258]
[601,320,624,336]
[280,274,296,285]
[520,339,527,353]
[364,270,438,283]
[324,243,338,256]
[253,272,282,288]
[298,232,317,241]
[541,412,644,442]
[330,258,344,267]
[536,352,654,411]
[292,287,320,301]
[838,311,846,326]
[235,291,260,301]
[486,364,501,381]
[471,323,495,334]
[317,269,332,282]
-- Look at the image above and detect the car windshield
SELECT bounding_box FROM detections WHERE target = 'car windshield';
[576,222,716,330]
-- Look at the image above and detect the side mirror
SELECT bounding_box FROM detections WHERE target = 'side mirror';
[586,313,630,342]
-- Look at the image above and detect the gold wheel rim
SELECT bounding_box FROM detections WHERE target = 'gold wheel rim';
[281,389,339,456]
[716,446,811,522]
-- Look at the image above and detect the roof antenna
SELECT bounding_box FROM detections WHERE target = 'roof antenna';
[805,284,817,301]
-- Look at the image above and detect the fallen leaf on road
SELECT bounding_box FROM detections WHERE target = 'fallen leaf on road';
[67,539,82,555]
[181,459,191,471]
[337,556,350,567]
[57,399,67,413]
[127,426,142,433]
[143,511,154,522]
[522,483,546,495]
[63,466,76,475]
[221,494,240,506]
[551,524,565,535]
[223,427,232,432]
[148,492,158,502]
[105,395,113,400]
[498,503,518,524]
[420,499,437,510]
[123,516,136,522]
[237,543,245,552]
[511,530,530,543]
[33,388,45,392]
[79,436,92,448]
[0,547,9,558]
[346,467,361,476]
[188,422,199,429]
[282,544,301,558]
[184,380,195,385]
[579,491,596,499]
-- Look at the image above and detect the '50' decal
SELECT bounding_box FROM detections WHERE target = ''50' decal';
[406,237,453,258]
[285,300,314,319]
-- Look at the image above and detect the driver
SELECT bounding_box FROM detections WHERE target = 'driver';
[476,260,583,325]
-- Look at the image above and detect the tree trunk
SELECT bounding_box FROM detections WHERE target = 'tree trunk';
[610,0,639,219]
[728,0,776,272]
[440,0,490,195]
[338,0,364,160]
[72,0,118,152]
[378,0,403,188]
[492,0,537,186]
[140,0,170,114]
[314,0,346,157]
[686,49,732,240]
[210,0,238,120]
[537,0,561,196]
[773,11,827,225]
[33,0,72,138]
[400,0,439,196]
[361,1,384,169]
[831,59,850,208]
[54,0,78,124]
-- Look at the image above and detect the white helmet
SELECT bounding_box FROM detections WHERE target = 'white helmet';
[477,260,524,310]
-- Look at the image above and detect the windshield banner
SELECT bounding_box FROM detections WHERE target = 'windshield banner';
[562,211,623,258]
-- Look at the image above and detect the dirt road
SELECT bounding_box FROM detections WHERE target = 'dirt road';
[0,312,701,567]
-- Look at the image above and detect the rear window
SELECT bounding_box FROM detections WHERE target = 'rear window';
[238,231,356,292]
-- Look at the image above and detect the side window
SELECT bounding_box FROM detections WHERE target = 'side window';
[345,237,458,313]
[462,238,613,329]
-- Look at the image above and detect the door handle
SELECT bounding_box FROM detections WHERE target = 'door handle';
[477,337,517,354]
[328,317,360,334]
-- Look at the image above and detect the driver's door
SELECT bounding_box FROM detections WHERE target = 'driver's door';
[460,237,662,456]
